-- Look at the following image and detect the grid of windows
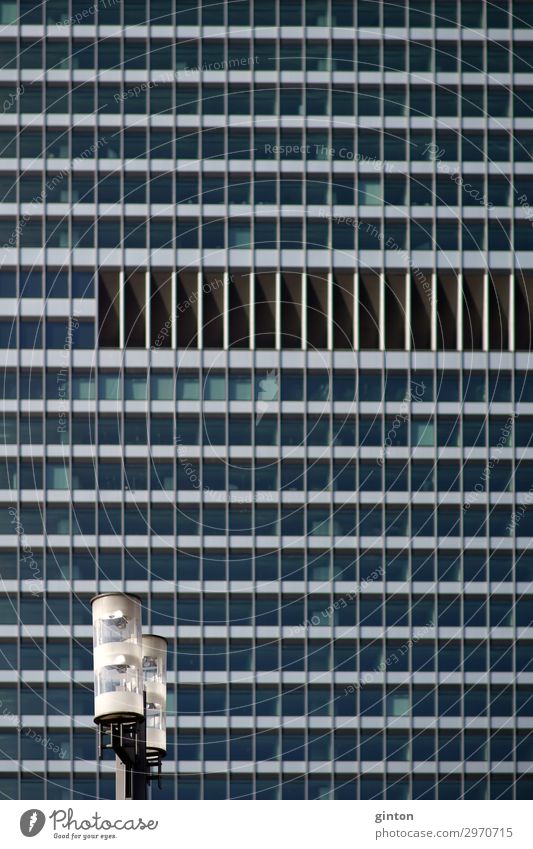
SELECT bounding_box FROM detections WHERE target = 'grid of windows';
[0,352,533,798]
[1,0,533,28]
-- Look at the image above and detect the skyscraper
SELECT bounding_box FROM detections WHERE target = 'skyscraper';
[0,0,533,801]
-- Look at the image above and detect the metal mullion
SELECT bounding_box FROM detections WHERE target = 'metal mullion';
[145,270,150,350]
[15,347,21,801]
[381,541,386,784]
[15,352,21,611]
[251,349,259,792]
[460,622,465,800]
[406,19,414,335]
[67,359,74,652]
[199,367,206,803]
[224,354,229,780]
[223,271,229,349]
[326,271,333,351]
[353,271,359,350]
[248,143,256,797]
[276,350,282,786]
[459,360,466,800]
[196,270,203,349]
[224,9,229,272]
[408,565,414,803]
[199,352,205,607]
[486,598,493,801]
[431,271,437,351]
[168,4,177,345]
[67,0,74,176]
[379,16,384,308]
[302,42,308,357]
[327,350,334,749]
[457,20,465,358]
[222,355,230,576]
[198,29,205,352]
[301,271,307,351]
[275,271,281,350]
[457,271,463,351]
[511,347,518,798]
[328,376,335,800]
[95,345,102,592]
[505,1,512,362]
[379,272,385,351]
[428,53,439,351]
[118,269,125,349]
[171,331,178,788]
[171,270,177,348]
[481,0,488,273]
[252,351,260,780]
[118,24,125,263]
[249,272,255,351]
[15,8,21,593]
[431,0,438,358]
[405,271,411,351]
[484,355,490,660]
[327,11,333,359]
[302,342,309,795]
[511,350,518,796]
[250,1,257,360]
[434,573,441,795]
[510,19,516,355]
[147,350,152,586]
[512,554,518,800]
[172,354,177,581]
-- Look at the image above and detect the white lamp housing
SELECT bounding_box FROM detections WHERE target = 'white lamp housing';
[91,593,144,723]
[142,635,167,754]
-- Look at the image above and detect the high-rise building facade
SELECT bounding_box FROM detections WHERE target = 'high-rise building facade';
[1,0,533,801]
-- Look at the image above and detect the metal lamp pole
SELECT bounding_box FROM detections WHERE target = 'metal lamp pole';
[91,594,167,800]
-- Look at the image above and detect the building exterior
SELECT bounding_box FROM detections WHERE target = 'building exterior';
[0,0,533,800]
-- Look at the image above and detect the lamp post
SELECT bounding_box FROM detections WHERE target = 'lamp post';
[91,593,167,800]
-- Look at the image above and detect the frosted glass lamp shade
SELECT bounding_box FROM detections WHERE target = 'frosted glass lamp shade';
[91,594,143,722]
[142,635,167,754]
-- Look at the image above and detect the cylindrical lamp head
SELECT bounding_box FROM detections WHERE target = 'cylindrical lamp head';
[91,594,143,723]
[142,635,167,755]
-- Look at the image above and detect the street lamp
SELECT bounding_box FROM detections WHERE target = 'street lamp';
[91,593,167,800]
